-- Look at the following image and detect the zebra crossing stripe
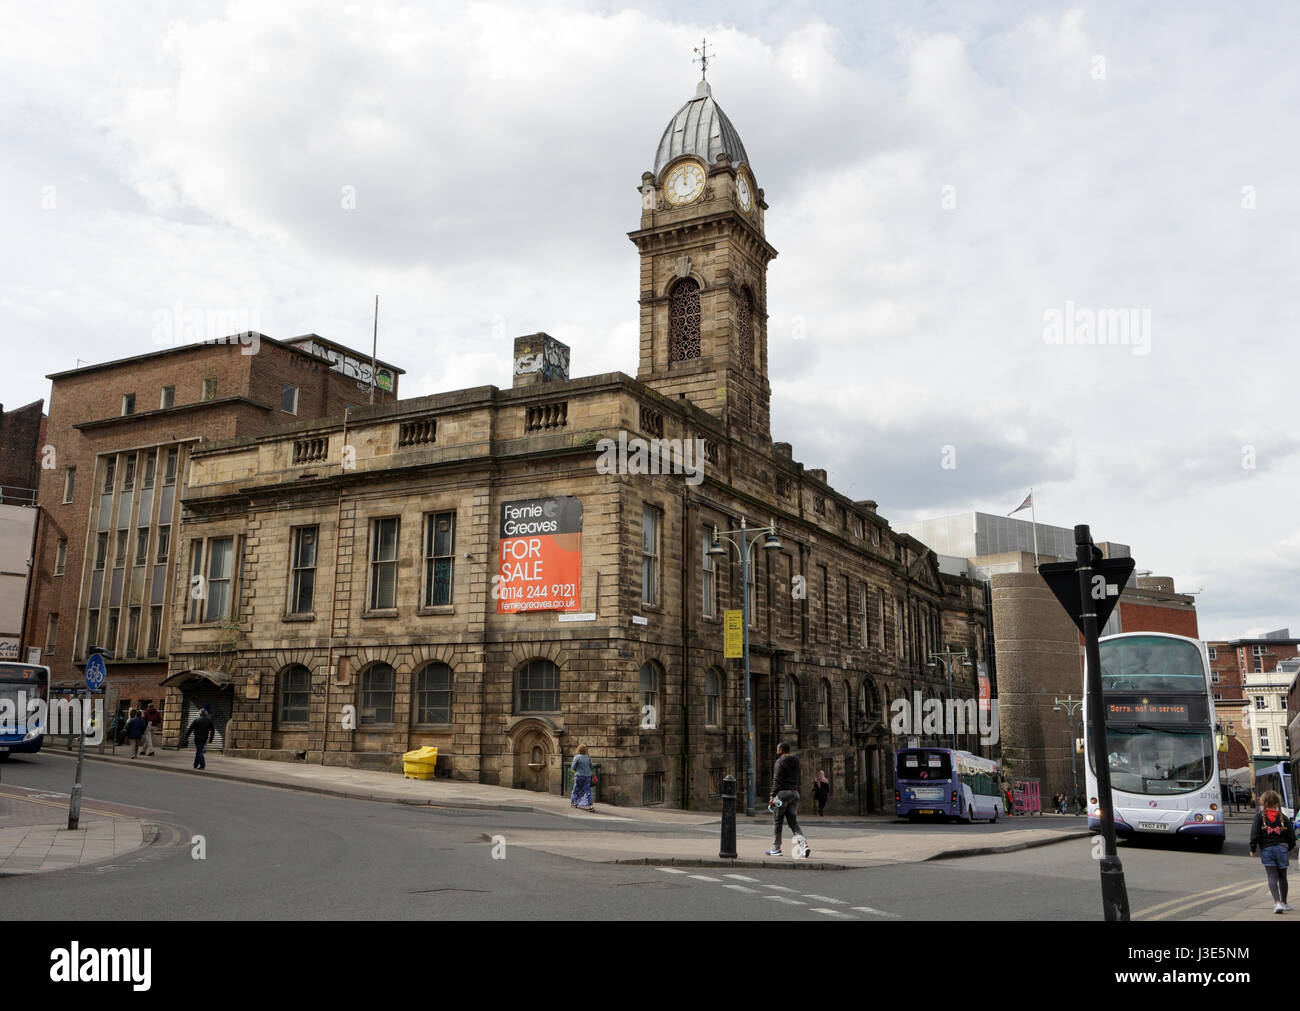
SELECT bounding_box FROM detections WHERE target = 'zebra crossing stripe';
[811,908,859,920]
[764,895,806,906]
[851,905,900,918]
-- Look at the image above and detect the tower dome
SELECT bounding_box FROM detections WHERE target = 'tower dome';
[653,80,750,176]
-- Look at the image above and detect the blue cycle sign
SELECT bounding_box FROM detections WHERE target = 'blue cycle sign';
[85,653,107,692]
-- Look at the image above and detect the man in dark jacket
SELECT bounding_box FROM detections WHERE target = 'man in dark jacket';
[182,707,215,770]
[766,741,808,857]
[125,709,147,758]
[142,703,162,756]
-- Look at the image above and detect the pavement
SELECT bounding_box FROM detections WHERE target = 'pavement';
[11,742,1089,873]
[0,783,157,876]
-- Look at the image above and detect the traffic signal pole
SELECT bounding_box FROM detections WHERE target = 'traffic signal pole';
[1074,524,1130,921]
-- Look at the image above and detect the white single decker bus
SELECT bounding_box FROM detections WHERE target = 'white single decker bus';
[1086,632,1225,851]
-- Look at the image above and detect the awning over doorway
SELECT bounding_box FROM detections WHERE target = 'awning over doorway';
[159,669,235,690]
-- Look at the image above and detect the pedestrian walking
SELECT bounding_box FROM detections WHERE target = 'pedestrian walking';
[570,744,596,812]
[1249,789,1296,914]
[143,702,162,756]
[1004,783,1015,816]
[182,707,215,770]
[812,770,830,816]
[766,741,809,857]
[125,709,147,758]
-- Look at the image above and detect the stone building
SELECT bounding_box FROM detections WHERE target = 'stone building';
[22,336,402,717]
[165,79,988,809]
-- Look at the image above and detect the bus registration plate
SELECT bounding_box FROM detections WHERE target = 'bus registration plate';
[914,809,935,815]
[1138,821,1171,831]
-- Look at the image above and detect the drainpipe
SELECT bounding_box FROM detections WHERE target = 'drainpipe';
[680,485,691,810]
[322,409,348,765]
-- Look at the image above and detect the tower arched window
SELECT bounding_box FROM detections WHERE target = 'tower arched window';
[668,278,701,361]
[737,287,754,368]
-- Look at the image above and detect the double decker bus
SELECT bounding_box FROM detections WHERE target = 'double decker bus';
[1086,632,1225,850]
[1255,761,1293,819]
[0,661,49,759]
[895,747,1004,822]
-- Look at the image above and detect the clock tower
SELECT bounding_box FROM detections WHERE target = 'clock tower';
[629,78,778,442]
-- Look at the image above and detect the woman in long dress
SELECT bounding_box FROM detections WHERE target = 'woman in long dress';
[570,744,596,812]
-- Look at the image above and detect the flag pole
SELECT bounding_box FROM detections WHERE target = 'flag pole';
[1030,486,1039,566]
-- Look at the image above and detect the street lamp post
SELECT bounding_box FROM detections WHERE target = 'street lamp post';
[1053,695,1083,814]
[926,649,973,749]
[710,517,781,818]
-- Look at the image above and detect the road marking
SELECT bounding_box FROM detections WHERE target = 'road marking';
[689,874,722,882]
[725,873,760,882]
[655,867,689,875]
[801,893,847,905]
[1140,881,1266,921]
[1132,879,1258,919]
[724,884,761,894]
[811,908,859,919]
[762,884,798,893]
[764,895,806,906]
[851,905,901,918]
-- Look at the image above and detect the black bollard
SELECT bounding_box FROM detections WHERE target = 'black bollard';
[719,774,738,859]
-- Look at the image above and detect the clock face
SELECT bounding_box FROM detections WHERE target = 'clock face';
[665,161,706,205]
[737,173,752,211]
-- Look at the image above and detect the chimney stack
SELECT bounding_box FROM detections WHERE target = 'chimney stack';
[512,333,570,389]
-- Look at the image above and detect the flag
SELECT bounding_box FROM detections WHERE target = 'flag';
[1008,491,1032,517]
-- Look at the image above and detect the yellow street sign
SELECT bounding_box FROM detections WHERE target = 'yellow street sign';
[724,610,743,658]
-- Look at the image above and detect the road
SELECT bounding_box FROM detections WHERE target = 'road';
[0,752,1276,921]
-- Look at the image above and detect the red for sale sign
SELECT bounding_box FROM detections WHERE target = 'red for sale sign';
[497,496,583,613]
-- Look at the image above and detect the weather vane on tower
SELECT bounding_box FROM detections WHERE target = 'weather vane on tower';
[693,37,713,80]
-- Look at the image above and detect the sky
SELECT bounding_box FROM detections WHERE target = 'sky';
[1,0,1296,640]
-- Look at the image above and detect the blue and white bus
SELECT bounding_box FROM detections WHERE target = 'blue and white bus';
[1087,632,1225,850]
[896,747,1004,822]
[1255,761,1293,820]
[0,661,48,759]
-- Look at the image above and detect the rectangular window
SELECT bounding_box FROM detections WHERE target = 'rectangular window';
[1207,646,1217,660]
[106,608,120,651]
[126,607,141,658]
[281,385,299,414]
[122,453,136,491]
[845,576,853,643]
[135,528,149,566]
[142,450,157,489]
[820,565,829,639]
[204,537,235,622]
[147,605,163,657]
[114,530,128,568]
[94,533,107,570]
[701,529,717,618]
[121,393,135,416]
[54,538,67,575]
[859,583,869,648]
[164,447,178,485]
[186,541,203,623]
[896,599,906,659]
[156,525,170,564]
[160,385,175,409]
[1211,670,1219,683]
[201,378,217,401]
[290,526,318,615]
[1260,732,1270,751]
[641,505,661,607]
[103,456,116,493]
[783,555,795,632]
[368,518,400,610]
[44,613,58,656]
[1255,696,1267,710]
[63,467,75,503]
[423,512,455,607]
[86,609,99,655]
[1253,645,1266,656]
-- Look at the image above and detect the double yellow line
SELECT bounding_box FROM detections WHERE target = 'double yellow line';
[1134,879,1267,920]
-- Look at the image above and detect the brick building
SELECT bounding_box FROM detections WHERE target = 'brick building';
[0,400,45,662]
[0,400,46,504]
[22,336,402,717]
[1206,631,1299,768]
[163,79,989,810]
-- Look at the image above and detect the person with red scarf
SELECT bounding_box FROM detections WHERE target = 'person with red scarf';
[1249,789,1297,914]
